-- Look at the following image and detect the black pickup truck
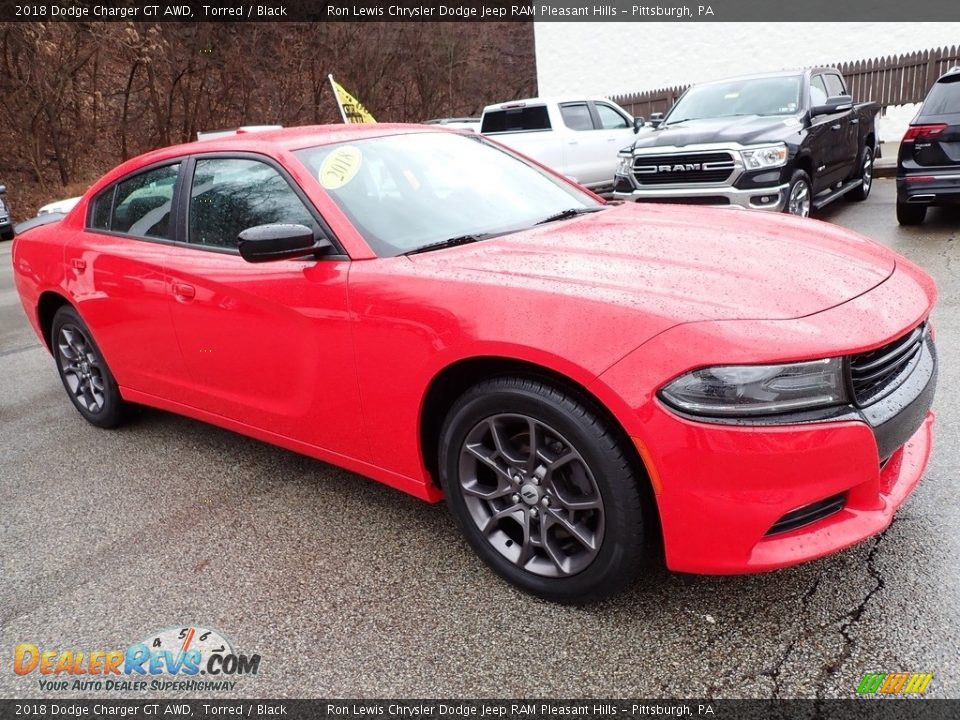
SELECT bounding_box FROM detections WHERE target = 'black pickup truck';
[613,69,880,217]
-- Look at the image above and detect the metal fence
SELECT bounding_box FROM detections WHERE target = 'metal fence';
[609,45,960,120]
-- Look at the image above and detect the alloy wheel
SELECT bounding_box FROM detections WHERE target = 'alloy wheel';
[457,413,605,578]
[788,180,811,217]
[57,325,106,413]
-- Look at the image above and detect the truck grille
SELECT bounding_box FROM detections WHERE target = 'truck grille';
[632,152,736,185]
[849,324,926,406]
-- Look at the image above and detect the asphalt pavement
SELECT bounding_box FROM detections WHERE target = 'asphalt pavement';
[1,179,958,699]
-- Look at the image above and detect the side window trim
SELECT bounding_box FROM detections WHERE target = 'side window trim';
[180,151,345,259]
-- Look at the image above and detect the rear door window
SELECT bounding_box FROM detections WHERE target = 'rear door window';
[111,164,180,239]
[559,103,595,131]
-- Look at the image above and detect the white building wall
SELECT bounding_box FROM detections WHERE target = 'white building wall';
[534,22,960,140]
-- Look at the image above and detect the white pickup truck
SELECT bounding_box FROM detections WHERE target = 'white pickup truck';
[480,96,646,192]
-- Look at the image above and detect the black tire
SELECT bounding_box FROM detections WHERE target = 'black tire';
[785,170,812,217]
[439,376,647,603]
[51,305,130,428]
[896,202,927,226]
[847,146,873,201]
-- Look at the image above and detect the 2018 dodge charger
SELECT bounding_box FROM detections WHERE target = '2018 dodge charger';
[12,125,937,601]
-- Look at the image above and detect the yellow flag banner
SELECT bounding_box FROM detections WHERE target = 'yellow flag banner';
[329,76,377,124]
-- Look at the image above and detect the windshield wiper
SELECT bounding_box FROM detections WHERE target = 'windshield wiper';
[535,207,606,225]
[403,234,492,256]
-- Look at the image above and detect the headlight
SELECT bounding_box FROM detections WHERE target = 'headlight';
[740,143,788,170]
[659,358,847,418]
[616,153,633,176]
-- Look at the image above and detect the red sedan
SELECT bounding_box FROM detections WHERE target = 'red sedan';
[12,126,937,601]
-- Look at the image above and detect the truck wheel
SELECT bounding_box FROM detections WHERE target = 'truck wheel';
[848,147,873,201]
[785,171,812,217]
[897,202,927,226]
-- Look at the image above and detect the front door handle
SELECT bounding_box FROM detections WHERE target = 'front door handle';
[830,123,842,131]
[172,282,195,301]
[70,258,86,270]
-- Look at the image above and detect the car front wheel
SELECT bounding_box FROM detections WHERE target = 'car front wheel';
[52,305,130,428]
[439,376,648,602]
[848,146,873,201]
[785,170,813,217]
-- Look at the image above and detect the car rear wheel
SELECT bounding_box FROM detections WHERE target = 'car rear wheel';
[439,376,647,602]
[785,170,812,217]
[52,306,130,429]
[896,202,927,226]
[848,147,873,201]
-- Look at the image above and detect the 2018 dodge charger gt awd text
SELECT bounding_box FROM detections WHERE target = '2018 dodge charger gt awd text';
[12,126,937,602]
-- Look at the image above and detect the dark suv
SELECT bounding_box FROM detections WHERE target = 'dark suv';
[897,66,960,225]
[0,185,12,241]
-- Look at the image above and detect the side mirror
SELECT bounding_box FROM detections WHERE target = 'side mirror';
[649,112,664,129]
[632,116,645,133]
[811,94,853,117]
[237,223,331,263]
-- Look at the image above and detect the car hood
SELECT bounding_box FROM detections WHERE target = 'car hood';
[634,115,801,149]
[407,203,895,325]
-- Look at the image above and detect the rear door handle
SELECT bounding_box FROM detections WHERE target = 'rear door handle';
[70,258,86,270]
[830,123,842,131]
[172,282,195,301]
[850,118,860,125]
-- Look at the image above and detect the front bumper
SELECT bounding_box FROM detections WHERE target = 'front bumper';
[613,178,789,211]
[639,327,936,574]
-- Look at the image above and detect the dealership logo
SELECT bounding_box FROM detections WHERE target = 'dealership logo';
[13,626,261,692]
[856,672,933,695]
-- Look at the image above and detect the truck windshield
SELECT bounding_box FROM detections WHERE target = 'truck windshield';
[295,132,601,257]
[666,75,803,124]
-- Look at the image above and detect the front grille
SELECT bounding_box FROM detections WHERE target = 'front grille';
[633,152,736,185]
[766,493,847,536]
[849,324,926,406]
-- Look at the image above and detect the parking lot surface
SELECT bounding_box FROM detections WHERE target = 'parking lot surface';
[1,179,958,699]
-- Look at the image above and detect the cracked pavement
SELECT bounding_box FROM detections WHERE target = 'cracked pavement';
[1,180,958,699]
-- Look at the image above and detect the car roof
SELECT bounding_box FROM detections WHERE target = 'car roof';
[96,124,446,189]
[181,123,437,154]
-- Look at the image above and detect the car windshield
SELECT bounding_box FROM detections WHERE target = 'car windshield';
[666,75,803,124]
[294,132,600,257]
